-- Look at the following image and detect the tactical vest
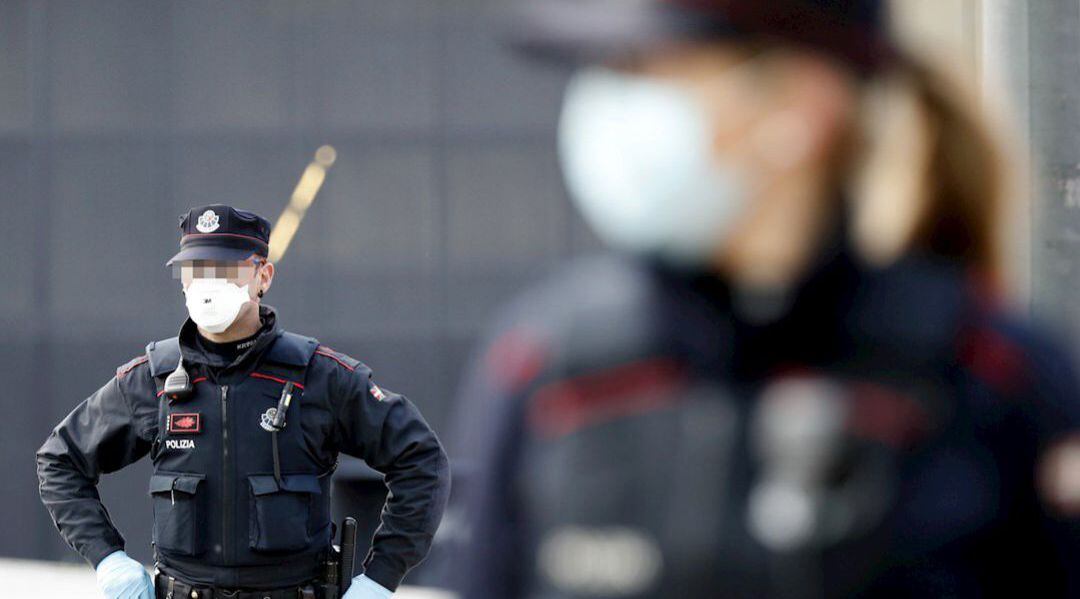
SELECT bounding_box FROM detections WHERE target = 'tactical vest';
[507,255,971,598]
[144,332,331,587]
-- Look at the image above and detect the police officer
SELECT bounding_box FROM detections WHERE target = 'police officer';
[37,205,450,599]
[454,1,1080,597]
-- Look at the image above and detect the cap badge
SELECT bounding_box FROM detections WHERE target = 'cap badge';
[196,209,221,233]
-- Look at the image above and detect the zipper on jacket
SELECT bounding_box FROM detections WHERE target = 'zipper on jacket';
[221,385,230,562]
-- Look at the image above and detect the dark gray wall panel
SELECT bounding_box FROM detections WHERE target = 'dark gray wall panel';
[48,1,170,133]
[0,1,31,134]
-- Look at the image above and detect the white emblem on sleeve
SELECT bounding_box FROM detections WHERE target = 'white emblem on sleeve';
[370,384,386,401]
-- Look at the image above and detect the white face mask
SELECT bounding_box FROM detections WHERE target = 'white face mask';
[184,278,251,334]
[558,67,751,265]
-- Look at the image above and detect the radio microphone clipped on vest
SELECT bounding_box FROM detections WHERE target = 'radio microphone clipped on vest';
[162,360,194,401]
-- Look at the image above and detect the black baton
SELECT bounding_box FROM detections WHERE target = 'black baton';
[339,516,359,593]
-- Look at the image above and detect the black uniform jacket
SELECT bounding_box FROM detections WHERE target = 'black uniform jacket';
[454,251,1080,598]
[37,306,450,591]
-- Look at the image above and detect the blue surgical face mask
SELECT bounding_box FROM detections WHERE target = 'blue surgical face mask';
[558,66,752,266]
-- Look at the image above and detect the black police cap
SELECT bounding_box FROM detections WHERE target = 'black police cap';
[165,204,272,267]
[506,0,896,76]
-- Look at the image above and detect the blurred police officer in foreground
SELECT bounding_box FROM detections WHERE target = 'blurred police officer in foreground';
[37,205,450,599]
[454,1,1080,597]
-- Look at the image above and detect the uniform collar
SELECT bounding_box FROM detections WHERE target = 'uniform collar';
[178,304,283,371]
[655,247,971,382]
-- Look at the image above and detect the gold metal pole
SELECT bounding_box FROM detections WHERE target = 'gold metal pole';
[268,145,337,263]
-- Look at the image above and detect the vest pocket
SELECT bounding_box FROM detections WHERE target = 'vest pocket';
[149,472,206,556]
[248,474,322,552]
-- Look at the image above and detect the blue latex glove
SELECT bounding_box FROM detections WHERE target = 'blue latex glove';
[95,550,154,599]
[342,574,393,599]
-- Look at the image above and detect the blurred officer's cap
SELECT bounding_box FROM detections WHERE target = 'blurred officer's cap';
[506,0,896,74]
[166,204,272,266]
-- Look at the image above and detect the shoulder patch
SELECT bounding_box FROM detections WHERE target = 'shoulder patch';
[369,383,386,401]
[483,327,548,395]
[313,345,361,372]
[116,355,149,379]
[958,324,1031,396]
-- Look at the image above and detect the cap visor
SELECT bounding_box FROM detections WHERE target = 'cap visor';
[165,245,259,267]
[504,0,737,64]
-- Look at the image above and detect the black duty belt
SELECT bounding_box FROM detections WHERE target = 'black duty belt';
[154,573,319,599]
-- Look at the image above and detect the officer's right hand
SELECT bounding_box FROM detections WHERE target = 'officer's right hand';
[95,550,154,599]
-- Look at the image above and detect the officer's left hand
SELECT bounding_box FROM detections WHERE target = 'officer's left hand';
[95,550,154,599]
[342,574,393,599]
